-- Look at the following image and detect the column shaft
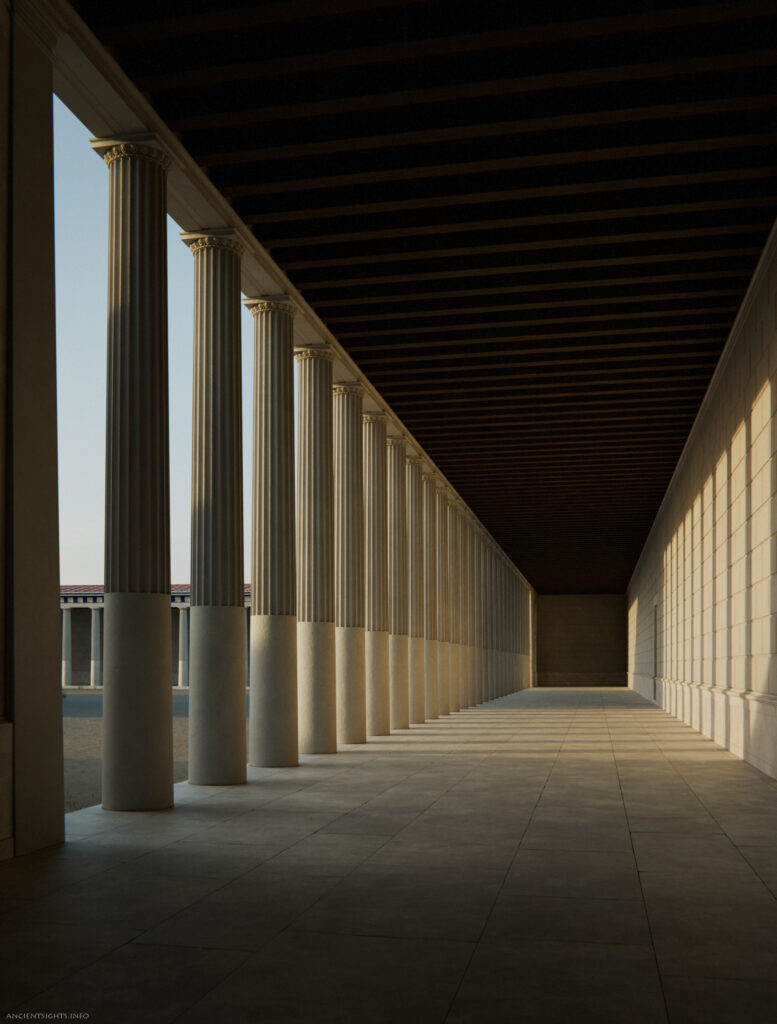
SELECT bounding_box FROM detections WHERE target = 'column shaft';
[177,607,189,688]
[436,487,449,715]
[296,348,336,753]
[98,139,172,811]
[364,414,389,735]
[61,608,71,687]
[457,510,469,708]
[245,297,298,766]
[387,436,409,730]
[406,457,425,724]
[90,607,102,688]
[186,233,246,784]
[474,531,483,704]
[422,473,438,719]
[467,518,477,707]
[334,383,366,744]
[447,497,460,713]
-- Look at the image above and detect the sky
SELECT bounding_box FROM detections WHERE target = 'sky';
[54,97,266,584]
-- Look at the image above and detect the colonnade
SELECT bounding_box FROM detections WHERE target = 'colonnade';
[90,135,530,811]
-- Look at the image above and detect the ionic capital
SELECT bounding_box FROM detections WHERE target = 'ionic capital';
[92,134,171,171]
[181,231,243,256]
[295,345,333,363]
[363,412,386,425]
[386,435,406,448]
[333,381,363,397]
[243,295,296,318]
[406,455,423,466]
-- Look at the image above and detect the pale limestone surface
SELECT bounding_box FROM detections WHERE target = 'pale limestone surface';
[628,225,777,781]
[8,688,776,1023]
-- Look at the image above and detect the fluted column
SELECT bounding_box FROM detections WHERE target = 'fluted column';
[467,517,477,706]
[61,608,71,687]
[474,530,484,704]
[406,456,425,724]
[496,555,504,697]
[95,137,172,811]
[487,548,495,700]
[457,509,469,708]
[245,296,298,767]
[484,540,493,702]
[185,231,245,784]
[422,472,438,719]
[296,347,336,754]
[177,607,189,688]
[334,383,366,744]
[447,495,460,713]
[364,413,389,735]
[436,485,450,716]
[90,607,102,688]
[387,435,409,730]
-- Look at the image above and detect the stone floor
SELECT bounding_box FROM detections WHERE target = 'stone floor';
[2,687,777,1023]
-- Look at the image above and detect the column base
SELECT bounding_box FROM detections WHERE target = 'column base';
[249,614,298,767]
[424,637,438,719]
[336,625,366,744]
[102,593,173,811]
[408,635,425,724]
[298,620,337,754]
[389,632,409,730]
[366,629,390,736]
[188,605,246,786]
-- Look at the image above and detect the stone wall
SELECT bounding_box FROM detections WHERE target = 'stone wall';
[627,223,777,780]
[537,594,626,687]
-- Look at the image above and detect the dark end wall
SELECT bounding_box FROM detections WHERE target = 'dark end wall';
[537,594,626,687]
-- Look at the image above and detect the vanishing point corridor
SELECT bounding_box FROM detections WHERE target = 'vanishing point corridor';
[2,688,776,1022]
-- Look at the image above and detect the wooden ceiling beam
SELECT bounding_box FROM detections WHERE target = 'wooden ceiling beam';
[248,167,777,225]
[284,222,766,271]
[200,95,777,168]
[303,247,760,289]
[226,134,777,198]
[172,47,777,130]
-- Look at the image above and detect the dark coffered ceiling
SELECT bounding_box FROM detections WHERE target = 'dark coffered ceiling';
[74,0,777,592]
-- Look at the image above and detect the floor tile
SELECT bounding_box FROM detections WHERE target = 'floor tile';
[447,939,667,1024]
[14,942,249,1024]
[505,848,642,900]
[480,893,652,947]
[176,930,473,1024]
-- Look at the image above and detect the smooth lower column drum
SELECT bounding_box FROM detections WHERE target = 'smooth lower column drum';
[447,495,460,713]
[94,137,173,811]
[296,347,336,754]
[245,296,298,767]
[333,383,366,744]
[387,435,409,730]
[363,413,390,736]
[436,484,450,716]
[61,608,72,687]
[90,607,102,688]
[406,455,425,724]
[185,232,246,786]
[177,607,189,688]
[422,472,438,719]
